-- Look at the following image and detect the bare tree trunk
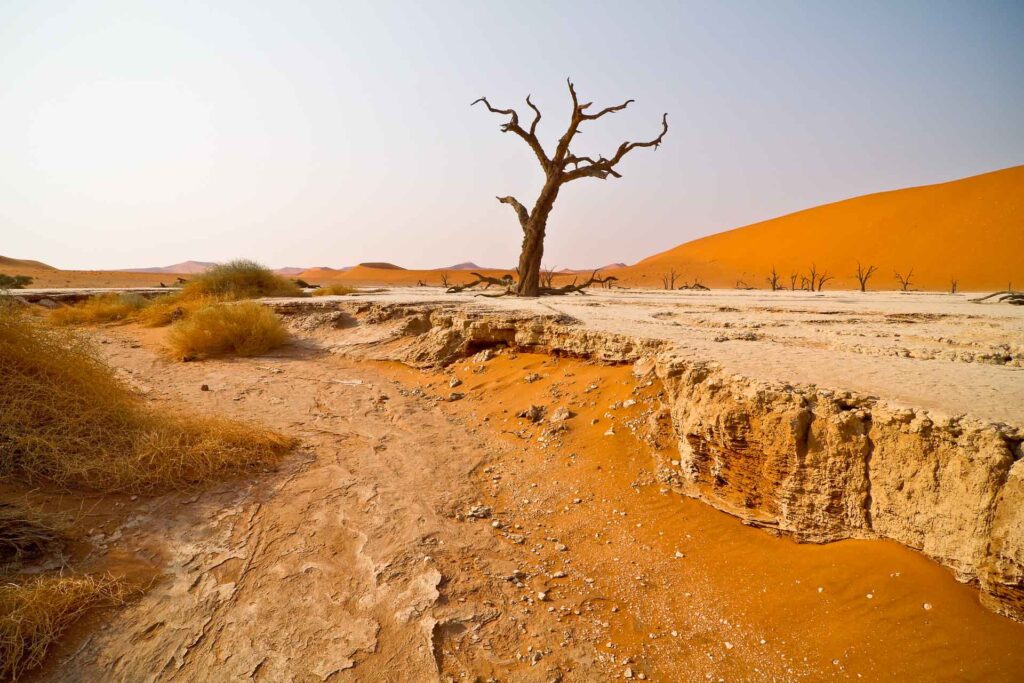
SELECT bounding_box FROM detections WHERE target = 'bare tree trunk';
[517,183,560,296]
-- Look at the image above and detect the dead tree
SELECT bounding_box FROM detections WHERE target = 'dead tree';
[950,277,958,294]
[661,269,679,290]
[474,80,667,296]
[854,262,877,292]
[766,266,782,291]
[540,265,557,289]
[679,277,709,291]
[816,271,833,291]
[735,279,754,290]
[789,272,799,291]
[894,268,915,292]
[799,275,812,291]
[971,291,1024,306]
[446,272,514,294]
[439,272,450,288]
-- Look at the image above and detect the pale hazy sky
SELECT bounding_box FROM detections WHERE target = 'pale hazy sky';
[2,1,1022,270]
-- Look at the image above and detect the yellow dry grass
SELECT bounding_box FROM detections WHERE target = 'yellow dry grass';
[0,303,294,493]
[179,259,301,300]
[49,293,151,325]
[136,293,223,327]
[166,302,287,360]
[0,574,128,680]
[311,284,356,296]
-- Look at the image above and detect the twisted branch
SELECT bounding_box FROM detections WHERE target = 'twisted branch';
[496,196,529,231]
[472,96,549,169]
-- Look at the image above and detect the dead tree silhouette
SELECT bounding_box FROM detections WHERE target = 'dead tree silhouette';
[766,266,782,291]
[854,262,878,292]
[474,80,667,296]
[894,268,915,292]
[661,269,679,290]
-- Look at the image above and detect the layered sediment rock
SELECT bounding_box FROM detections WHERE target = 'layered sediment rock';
[274,299,1024,621]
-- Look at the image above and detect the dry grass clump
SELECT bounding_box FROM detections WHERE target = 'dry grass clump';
[136,293,222,327]
[50,293,151,325]
[312,284,356,296]
[180,259,301,300]
[166,302,287,360]
[0,505,62,570]
[0,574,128,680]
[0,304,294,492]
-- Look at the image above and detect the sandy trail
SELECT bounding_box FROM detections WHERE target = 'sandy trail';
[47,331,599,682]
[39,322,1024,682]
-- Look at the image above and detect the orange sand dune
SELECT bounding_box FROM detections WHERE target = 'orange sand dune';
[0,255,56,271]
[619,165,1024,291]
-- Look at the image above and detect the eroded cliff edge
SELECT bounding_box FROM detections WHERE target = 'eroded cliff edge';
[272,299,1024,621]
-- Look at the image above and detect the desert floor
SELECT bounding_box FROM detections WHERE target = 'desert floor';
[16,287,1024,681]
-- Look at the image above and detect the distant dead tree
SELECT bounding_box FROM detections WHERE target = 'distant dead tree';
[799,275,812,291]
[807,264,820,291]
[816,271,833,291]
[789,272,799,291]
[540,265,557,289]
[854,262,878,292]
[766,266,782,291]
[660,269,679,290]
[950,277,958,294]
[894,268,915,292]
[474,80,667,296]
[735,279,754,290]
[439,272,450,288]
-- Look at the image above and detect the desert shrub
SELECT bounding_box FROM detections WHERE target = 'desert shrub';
[180,260,301,300]
[0,304,294,492]
[166,302,287,360]
[0,574,128,679]
[50,293,151,325]
[0,274,33,290]
[136,293,223,327]
[311,284,356,296]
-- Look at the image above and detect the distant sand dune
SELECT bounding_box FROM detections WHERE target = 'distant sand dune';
[619,165,1024,291]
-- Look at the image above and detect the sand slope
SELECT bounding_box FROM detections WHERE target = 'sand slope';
[0,255,56,271]
[620,166,1024,291]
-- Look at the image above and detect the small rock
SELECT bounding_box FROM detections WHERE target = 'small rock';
[623,668,634,679]
[724,641,733,650]
[448,392,465,402]
[200,384,210,391]
[449,377,463,388]
[518,405,547,423]
[524,373,541,383]
[555,543,568,552]
[923,602,932,610]
[537,591,548,601]
[467,504,492,519]
[550,406,576,423]
[491,520,503,529]
[622,399,637,408]
[604,427,615,437]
